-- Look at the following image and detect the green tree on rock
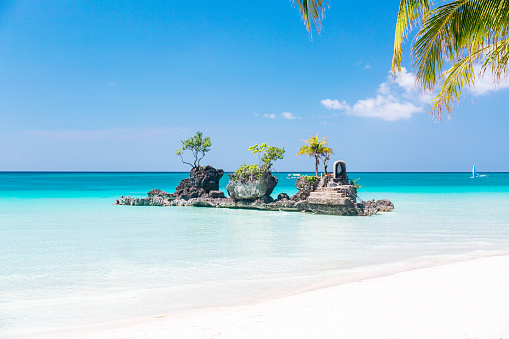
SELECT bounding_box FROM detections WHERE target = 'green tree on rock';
[297,134,334,178]
[175,131,211,169]
[233,143,285,180]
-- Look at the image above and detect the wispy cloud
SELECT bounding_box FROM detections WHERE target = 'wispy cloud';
[321,99,349,110]
[321,68,428,121]
[258,112,300,120]
[356,61,371,70]
[281,112,297,120]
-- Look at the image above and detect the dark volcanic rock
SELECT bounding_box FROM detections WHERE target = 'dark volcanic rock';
[277,193,290,201]
[226,171,278,201]
[174,165,224,200]
[190,165,224,192]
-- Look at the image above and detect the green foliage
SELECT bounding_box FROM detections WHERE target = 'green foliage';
[232,163,262,181]
[292,0,328,37]
[231,143,285,181]
[350,178,363,189]
[174,131,211,168]
[392,0,509,119]
[296,134,334,177]
[302,175,318,184]
[248,143,285,171]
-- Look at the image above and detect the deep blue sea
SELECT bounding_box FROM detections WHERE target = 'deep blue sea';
[1,172,509,336]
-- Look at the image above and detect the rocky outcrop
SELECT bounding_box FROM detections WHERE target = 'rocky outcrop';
[147,189,170,197]
[356,199,395,216]
[226,171,277,201]
[116,175,394,216]
[174,165,224,200]
[116,192,394,217]
[291,176,319,201]
[208,190,226,198]
[116,195,310,212]
[277,193,290,201]
[375,199,394,212]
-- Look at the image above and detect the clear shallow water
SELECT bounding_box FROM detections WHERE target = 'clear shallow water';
[1,172,509,336]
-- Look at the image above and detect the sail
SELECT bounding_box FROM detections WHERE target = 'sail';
[473,164,478,177]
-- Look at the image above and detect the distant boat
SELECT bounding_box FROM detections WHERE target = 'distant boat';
[287,173,301,179]
[471,164,487,178]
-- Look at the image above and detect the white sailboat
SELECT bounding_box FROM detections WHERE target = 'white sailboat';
[471,164,486,178]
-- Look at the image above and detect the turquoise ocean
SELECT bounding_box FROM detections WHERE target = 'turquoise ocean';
[1,172,509,336]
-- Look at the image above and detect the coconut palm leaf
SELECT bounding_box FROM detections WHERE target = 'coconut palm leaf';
[297,134,334,177]
[392,0,509,119]
[292,0,329,36]
[392,0,431,73]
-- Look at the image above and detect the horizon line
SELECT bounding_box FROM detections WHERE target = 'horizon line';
[1,171,507,174]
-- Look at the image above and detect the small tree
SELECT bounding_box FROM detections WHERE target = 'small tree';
[232,143,285,180]
[174,131,211,168]
[297,134,334,177]
[249,143,285,172]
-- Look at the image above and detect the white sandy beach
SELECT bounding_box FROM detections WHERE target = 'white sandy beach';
[62,254,509,339]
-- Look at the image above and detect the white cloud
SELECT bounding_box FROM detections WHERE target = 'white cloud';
[322,65,509,121]
[258,112,300,120]
[321,99,350,110]
[280,112,297,119]
[467,65,509,96]
[321,67,427,121]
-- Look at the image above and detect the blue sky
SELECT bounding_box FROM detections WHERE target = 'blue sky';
[0,1,508,172]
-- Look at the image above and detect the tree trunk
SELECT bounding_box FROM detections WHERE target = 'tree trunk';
[315,156,319,177]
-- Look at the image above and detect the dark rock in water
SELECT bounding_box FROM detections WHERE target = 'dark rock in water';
[174,180,207,200]
[356,200,378,216]
[147,189,169,197]
[174,165,224,200]
[356,199,395,216]
[226,171,278,201]
[291,176,319,201]
[190,165,224,192]
[208,190,225,199]
[277,193,290,201]
[375,199,394,212]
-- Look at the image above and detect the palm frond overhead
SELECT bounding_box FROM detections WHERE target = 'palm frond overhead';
[392,0,509,119]
[292,0,329,36]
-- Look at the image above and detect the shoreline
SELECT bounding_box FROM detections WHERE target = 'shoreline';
[20,251,509,339]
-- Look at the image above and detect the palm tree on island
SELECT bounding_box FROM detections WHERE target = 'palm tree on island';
[297,134,334,178]
[294,0,509,119]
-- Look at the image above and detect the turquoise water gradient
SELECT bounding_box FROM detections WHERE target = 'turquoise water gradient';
[1,172,509,336]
